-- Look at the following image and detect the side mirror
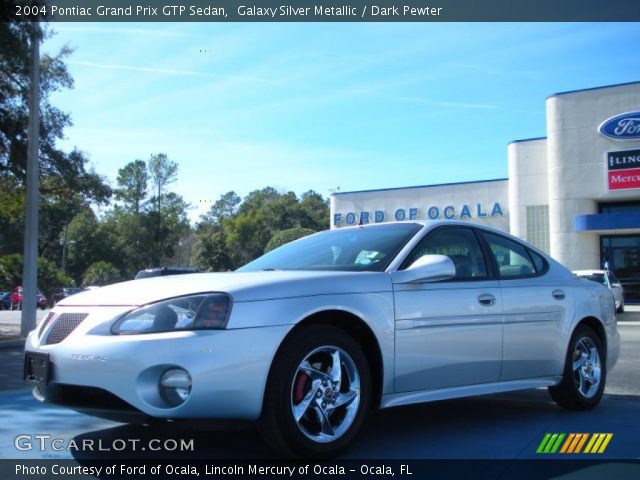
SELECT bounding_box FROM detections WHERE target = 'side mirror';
[612,283,622,288]
[391,254,456,284]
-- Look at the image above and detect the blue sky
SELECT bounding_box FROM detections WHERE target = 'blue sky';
[43,22,640,222]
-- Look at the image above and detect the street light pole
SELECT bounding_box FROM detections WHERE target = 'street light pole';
[21,21,41,337]
[61,224,68,274]
[60,225,76,276]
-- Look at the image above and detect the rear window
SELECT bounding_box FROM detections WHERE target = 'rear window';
[480,231,547,278]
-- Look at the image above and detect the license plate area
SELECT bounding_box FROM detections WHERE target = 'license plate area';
[24,352,50,385]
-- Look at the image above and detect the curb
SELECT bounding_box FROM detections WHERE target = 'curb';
[0,339,25,350]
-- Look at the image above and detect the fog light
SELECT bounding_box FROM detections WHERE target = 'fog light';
[159,368,192,406]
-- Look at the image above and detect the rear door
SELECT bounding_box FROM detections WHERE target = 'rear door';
[393,226,503,392]
[478,231,568,380]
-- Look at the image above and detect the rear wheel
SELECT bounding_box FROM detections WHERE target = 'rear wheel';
[259,325,371,458]
[549,326,605,410]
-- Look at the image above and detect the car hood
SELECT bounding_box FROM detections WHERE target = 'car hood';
[58,271,392,307]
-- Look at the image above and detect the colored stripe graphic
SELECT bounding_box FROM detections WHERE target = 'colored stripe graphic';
[585,433,613,454]
[537,433,565,453]
[537,434,552,453]
[575,434,589,453]
[539,433,613,454]
[560,433,575,453]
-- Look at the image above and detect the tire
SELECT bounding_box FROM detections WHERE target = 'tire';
[549,326,606,410]
[259,325,371,458]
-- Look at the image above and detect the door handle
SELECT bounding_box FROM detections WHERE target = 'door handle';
[477,294,496,306]
[552,289,566,300]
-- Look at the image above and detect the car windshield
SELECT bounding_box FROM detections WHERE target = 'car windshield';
[578,273,607,286]
[239,223,423,272]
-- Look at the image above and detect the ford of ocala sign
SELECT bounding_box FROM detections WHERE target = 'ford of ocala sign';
[333,202,504,227]
[599,111,640,140]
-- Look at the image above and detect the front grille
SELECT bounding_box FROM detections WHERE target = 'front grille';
[44,384,137,412]
[45,313,89,345]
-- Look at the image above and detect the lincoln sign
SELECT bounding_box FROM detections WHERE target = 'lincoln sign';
[607,149,640,191]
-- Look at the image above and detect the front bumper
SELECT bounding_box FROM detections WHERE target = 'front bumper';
[25,307,292,421]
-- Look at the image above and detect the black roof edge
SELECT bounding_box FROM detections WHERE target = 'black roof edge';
[547,80,640,100]
[508,137,547,145]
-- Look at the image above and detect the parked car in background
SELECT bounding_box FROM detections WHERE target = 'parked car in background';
[52,287,85,305]
[6,287,49,310]
[134,267,200,280]
[36,291,47,310]
[10,286,23,310]
[0,292,11,310]
[574,270,625,313]
[26,221,620,457]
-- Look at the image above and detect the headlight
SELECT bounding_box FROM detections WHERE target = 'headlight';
[111,293,232,335]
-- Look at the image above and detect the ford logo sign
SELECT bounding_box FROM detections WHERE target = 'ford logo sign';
[599,112,640,140]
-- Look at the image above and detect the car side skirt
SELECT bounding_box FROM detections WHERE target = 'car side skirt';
[380,377,562,409]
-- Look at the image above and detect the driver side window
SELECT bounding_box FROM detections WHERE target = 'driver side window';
[402,227,488,280]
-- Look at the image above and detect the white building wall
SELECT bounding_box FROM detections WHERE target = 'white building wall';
[547,83,640,270]
[507,138,548,242]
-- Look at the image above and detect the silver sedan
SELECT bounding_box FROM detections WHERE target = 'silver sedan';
[24,221,620,458]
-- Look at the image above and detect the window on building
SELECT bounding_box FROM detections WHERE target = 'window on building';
[601,235,640,302]
[525,205,550,253]
[599,201,640,214]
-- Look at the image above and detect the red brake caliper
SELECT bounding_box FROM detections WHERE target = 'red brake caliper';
[293,372,310,403]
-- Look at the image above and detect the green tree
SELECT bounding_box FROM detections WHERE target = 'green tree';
[64,208,112,282]
[199,191,241,228]
[0,22,111,257]
[195,187,330,269]
[265,228,316,253]
[148,153,177,214]
[193,230,232,272]
[115,159,148,215]
[82,261,121,286]
[0,254,73,299]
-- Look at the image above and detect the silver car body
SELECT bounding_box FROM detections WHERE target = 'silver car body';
[25,221,620,422]
[574,269,624,312]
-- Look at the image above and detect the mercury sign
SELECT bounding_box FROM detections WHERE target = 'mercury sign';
[333,202,504,227]
[608,149,640,191]
[599,112,640,140]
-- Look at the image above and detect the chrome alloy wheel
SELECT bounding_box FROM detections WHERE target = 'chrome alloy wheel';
[572,337,602,399]
[290,346,360,443]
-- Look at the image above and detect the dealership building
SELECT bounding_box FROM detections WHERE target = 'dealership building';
[330,81,640,300]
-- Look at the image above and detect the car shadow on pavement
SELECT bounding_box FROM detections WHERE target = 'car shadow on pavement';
[64,389,640,462]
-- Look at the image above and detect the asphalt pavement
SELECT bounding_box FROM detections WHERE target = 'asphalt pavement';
[0,311,638,462]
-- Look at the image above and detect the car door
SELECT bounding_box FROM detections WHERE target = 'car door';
[478,231,568,381]
[393,226,503,392]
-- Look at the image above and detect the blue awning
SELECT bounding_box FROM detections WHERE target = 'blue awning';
[575,212,640,231]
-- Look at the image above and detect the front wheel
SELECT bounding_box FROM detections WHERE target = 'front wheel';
[259,325,371,458]
[549,326,606,410]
